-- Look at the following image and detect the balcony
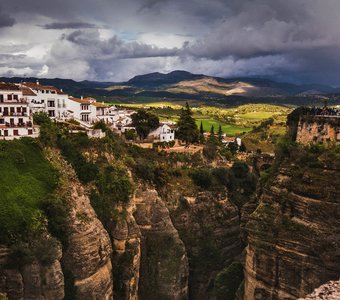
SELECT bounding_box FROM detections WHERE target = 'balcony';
[2,121,33,128]
[0,112,28,117]
[0,98,28,104]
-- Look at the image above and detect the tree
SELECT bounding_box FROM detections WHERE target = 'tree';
[199,121,205,144]
[131,109,159,140]
[203,125,219,160]
[124,129,137,141]
[217,125,223,142]
[176,102,199,145]
[228,140,239,155]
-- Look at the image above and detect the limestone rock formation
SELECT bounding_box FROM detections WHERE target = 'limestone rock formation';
[133,187,189,300]
[170,191,241,300]
[245,160,340,299]
[296,116,340,145]
[109,204,141,300]
[0,245,64,300]
[46,149,113,300]
[298,280,340,300]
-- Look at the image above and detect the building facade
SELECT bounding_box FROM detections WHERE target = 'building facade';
[22,81,69,119]
[0,83,39,139]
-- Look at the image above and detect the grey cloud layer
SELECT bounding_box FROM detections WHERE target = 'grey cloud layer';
[0,7,15,27]
[1,0,340,84]
[41,22,97,30]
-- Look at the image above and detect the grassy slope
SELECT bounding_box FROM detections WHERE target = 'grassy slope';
[0,138,57,240]
[195,118,252,136]
[116,103,289,136]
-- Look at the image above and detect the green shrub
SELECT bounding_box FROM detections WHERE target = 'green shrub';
[214,261,244,300]
[33,237,60,266]
[212,167,230,186]
[8,242,34,268]
[189,168,213,189]
[40,195,69,248]
[57,137,98,183]
[133,158,156,182]
[93,120,108,131]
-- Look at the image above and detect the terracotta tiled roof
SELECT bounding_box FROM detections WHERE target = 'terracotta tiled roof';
[91,102,108,108]
[68,97,90,104]
[0,83,20,91]
[23,82,66,95]
[20,87,37,96]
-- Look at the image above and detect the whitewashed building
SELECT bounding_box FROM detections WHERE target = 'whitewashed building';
[0,83,39,139]
[22,81,70,119]
[148,124,175,142]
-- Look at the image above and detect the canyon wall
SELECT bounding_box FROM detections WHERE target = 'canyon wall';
[296,116,340,145]
[47,149,114,300]
[0,245,64,300]
[244,157,340,299]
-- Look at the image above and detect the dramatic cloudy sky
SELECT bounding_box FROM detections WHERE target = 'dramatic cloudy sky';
[1,0,340,84]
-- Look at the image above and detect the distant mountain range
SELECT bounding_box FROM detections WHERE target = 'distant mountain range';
[2,70,340,106]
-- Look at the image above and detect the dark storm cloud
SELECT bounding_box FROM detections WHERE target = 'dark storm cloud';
[1,0,340,84]
[0,9,15,28]
[41,22,97,30]
[63,30,179,59]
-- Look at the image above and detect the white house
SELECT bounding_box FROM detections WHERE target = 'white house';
[67,97,97,123]
[222,136,242,147]
[148,124,175,142]
[22,81,69,119]
[0,83,39,139]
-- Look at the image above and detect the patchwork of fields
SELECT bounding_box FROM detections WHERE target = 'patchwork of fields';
[114,102,291,136]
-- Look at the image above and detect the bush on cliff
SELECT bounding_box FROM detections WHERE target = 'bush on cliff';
[214,261,244,300]
[57,136,98,183]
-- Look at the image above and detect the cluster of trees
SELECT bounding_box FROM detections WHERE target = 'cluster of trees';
[131,109,159,140]
[130,104,244,161]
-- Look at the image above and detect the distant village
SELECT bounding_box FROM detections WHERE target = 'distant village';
[0,81,172,141]
[0,81,242,150]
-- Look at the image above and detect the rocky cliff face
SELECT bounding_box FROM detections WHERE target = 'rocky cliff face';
[244,157,340,299]
[46,149,114,300]
[0,245,64,300]
[133,187,189,300]
[298,280,340,300]
[296,116,340,145]
[161,186,242,300]
[109,203,141,300]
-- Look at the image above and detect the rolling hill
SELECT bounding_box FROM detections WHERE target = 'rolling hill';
[1,71,340,106]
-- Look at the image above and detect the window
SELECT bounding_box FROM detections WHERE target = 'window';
[17,107,21,113]
[48,110,55,117]
[13,95,18,100]
[8,94,12,100]
[23,107,27,113]
[14,130,18,136]
[81,114,89,121]
[28,129,33,135]
[48,100,55,107]
[0,119,4,124]
[0,95,3,102]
